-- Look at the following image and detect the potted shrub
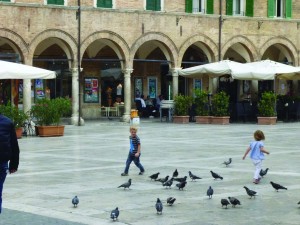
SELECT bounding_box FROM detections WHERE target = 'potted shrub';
[173,94,193,124]
[0,101,28,138]
[194,89,211,124]
[30,97,71,136]
[257,91,277,125]
[211,91,230,125]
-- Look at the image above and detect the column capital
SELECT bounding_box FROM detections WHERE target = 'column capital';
[170,67,182,76]
[122,68,134,78]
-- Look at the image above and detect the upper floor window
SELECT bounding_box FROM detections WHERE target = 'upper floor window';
[47,0,65,5]
[186,0,214,14]
[0,0,12,2]
[145,0,163,11]
[268,0,292,18]
[97,0,113,8]
[226,0,253,17]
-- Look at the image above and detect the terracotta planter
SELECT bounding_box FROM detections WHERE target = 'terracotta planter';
[37,125,65,137]
[195,116,212,124]
[15,127,23,139]
[257,117,277,125]
[173,116,190,124]
[211,116,230,125]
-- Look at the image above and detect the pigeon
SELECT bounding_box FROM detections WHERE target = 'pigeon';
[155,198,163,214]
[118,179,132,189]
[172,169,178,178]
[167,197,176,206]
[156,175,169,183]
[243,186,257,198]
[210,170,223,180]
[72,196,79,207]
[107,116,113,121]
[259,168,269,178]
[173,176,187,183]
[221,199,230,208]
[149,172,160,181]
[163,178,174,188]
[228,197,241,207]
[176,181,187,190]
[298,201,300,205]
[270,181,287,192]
[110,207,119,221]
[222,158,232,167]
[207,186,213,199]
[188,171,202,181]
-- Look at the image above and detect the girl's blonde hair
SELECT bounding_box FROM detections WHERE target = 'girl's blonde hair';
[254,130,265,141]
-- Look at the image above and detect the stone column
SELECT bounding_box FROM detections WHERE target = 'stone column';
[171,68,181,99]
[71,67,84,126]
[122,68,133,122]
[23,59,32,114]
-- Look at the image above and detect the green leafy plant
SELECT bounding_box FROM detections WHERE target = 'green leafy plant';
[258,91,276,117]
[30,97,71,126]
[194,89,209,116]
[0,101,28,128]
[174,94,193,116]
[212,91,229,116]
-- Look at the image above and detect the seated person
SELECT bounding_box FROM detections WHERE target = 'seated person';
[135,95,148,117]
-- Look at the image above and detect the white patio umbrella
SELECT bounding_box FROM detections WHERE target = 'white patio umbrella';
[0,60,56,79]
[232,60,300,80]
[178,60,249,79]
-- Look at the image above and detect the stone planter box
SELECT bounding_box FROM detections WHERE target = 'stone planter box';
[195,116,212,124]
[211,116,230,125]
[36,125,65,137]
[257,117,277,125]
[173,116,190,124]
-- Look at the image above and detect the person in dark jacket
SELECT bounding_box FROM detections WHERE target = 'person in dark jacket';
[0,114,20,214]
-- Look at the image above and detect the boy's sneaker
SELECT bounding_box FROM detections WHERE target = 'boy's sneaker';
[253,179,260,184]
[121,173,128,176]
[138,171,144,175]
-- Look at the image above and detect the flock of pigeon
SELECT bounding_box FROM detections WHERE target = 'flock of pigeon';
[71,157,297,221]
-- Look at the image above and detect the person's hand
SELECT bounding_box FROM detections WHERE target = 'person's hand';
[135,152,140,157]
[242,156,245,160]
[9,169,17,174]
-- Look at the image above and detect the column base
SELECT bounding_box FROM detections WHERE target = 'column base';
[71,116,85,126]
[122,114,131,123]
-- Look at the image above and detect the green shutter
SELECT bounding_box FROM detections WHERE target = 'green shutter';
[97,0,112,8]
[226,0,233,16]
[155,0,161,11]
[245,0,254,17]
[206,0,214,14]
[47,0,64,5]
[0,0,11,2]
[185,0,193,13]
[286,0,292,19]
[146,0,155,10]
[267,0,274,18]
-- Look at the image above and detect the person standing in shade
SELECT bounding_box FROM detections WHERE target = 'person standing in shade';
[121,126,145,176]
[0,113,20,213]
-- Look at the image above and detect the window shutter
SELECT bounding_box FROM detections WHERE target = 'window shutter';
[47,0,64,5]
[267,0,274,18]
[185,0,193,13]
[0,0,11,2]
[285,0,292,19]
[206,0,214,14]
[97,0,112,8]
[245,0,253,17]
[226,0,233,16]
[146,0,156,10]
[155,0,161,11]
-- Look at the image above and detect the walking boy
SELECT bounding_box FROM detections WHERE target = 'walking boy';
[121,126,145,176]
[242,130,270,184]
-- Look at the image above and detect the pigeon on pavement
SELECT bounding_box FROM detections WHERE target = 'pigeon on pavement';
[222,158,232,167]
[173,176,187,183]
[228,197,241,207]
[118,179,132,189]
[260,168,269,177]
[207,186,213,199]
[167,197,176,206]
[155,198,163,214]
[156,175,169,183]
[221,199,230,208]
[72,196,79,208]
[172,169,178,178]
[210,170,223,180]
[149,172,160,181]
[110,207,119,221]
[188,171,202,181]
[176,181,187,190]
[243,186,257,198]
[163,178,174,188]
[270,181,287,192]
